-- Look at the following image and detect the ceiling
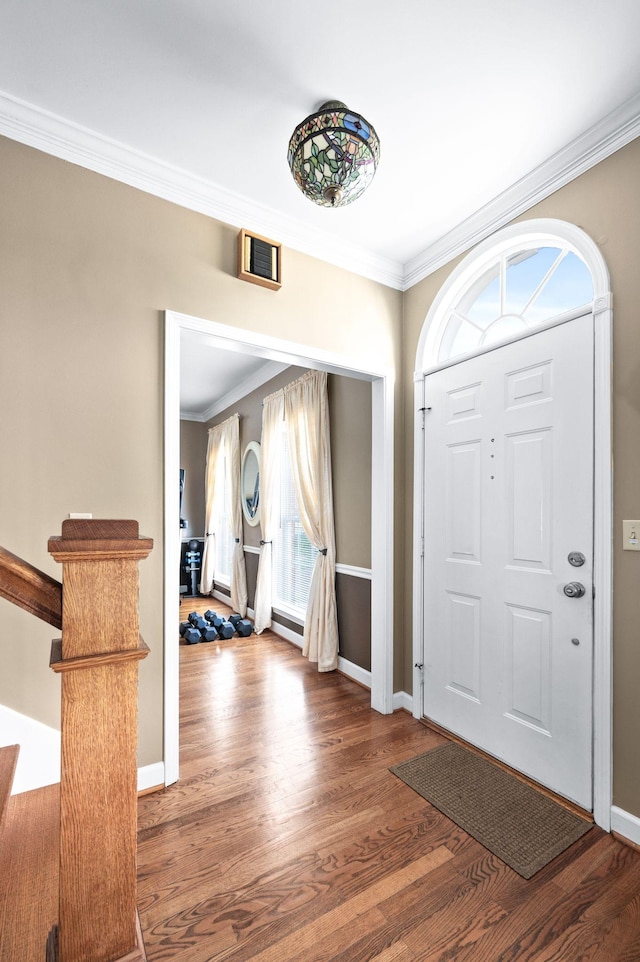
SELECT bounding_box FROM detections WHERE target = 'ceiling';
[180,330,289,419]
[1,1,639,293]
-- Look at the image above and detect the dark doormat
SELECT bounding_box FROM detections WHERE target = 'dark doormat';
[390,742,592,879]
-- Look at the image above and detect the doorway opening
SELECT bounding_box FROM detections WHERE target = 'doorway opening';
[164,310,395,786]
[411,219,613,830]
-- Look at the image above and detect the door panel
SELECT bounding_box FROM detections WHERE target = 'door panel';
[423,316,594,808]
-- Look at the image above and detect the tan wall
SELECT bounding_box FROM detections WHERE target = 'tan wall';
[403,135,640,817]
[0,135,403,765]
[179,420,208,541]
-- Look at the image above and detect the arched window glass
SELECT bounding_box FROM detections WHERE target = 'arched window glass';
[437,242,594,364]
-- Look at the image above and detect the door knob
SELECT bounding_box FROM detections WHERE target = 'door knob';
[563,581,586,598]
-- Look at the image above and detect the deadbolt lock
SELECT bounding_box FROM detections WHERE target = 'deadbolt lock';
[568,551,586,567]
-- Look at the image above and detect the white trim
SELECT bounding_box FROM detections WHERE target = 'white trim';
[411,376,426,721]
[611,807,640,848]
[272,604,305,627]
[0,704,60,795]
[412,219,613,830]
[335,563,372,580]
[268,621,373,690]
[592,296,613,832]
[163,315,181,787]
[2,88,638,294]
[165,311,395,786]
[393,691,413,713]
[403,91,640,289]
[211,587,232,605]
[337,658,371,690]
[181,361,289,422]
[0,90,403,291]
[270,617,303,647]
[243,544,261,555]
[370,376,395,714]
[137,762,165,794]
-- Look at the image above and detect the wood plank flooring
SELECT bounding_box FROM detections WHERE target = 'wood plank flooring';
[137,599,640,962]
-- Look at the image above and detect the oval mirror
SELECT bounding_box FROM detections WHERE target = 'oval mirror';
[241,441,261,527]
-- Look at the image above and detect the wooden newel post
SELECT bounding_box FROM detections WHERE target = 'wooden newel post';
[48,520,153,962]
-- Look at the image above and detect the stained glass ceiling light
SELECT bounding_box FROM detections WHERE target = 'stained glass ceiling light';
[287,100,380,208]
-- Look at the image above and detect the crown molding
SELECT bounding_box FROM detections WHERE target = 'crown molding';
[403,90,640,290]
[0,90,404,290]
[180,359,289,422]
[1,89,638,293]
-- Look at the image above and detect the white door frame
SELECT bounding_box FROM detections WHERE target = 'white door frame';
[411,220,613,831]
[164,310,396,787]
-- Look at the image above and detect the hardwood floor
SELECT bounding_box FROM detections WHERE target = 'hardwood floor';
[136,599,640,961]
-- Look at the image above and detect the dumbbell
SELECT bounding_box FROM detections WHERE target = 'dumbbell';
[235,619,253,637]
[188,613,208,630]
[200,625,217,642]
[183,627,201,645]
[217,620,235,640]
[228,613,242,627]
[179,621,191,637]
[204,610,217,623]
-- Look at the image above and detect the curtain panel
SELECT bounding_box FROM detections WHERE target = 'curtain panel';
[284,370,339,672]
[200,414,247,615]
[253,391,284,633]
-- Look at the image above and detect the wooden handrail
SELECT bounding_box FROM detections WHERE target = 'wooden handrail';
[0,545,62,629]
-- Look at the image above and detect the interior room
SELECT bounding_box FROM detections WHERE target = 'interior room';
[0,1,640,960]
[177,332,373,677]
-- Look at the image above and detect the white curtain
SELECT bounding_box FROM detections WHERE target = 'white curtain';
[200,423,225,595]
[200,415,247,615]
[284,371,339,671]
[253,390,284,633]
[225,415,248,616]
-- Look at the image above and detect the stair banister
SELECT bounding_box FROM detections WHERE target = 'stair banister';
[47,519,153,962]
[0,545,62,628]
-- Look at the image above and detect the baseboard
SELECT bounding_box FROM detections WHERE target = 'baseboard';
[392,690,413,713]
[337,657,371,690]
[137,762,165,794]
[1,705,166,797]
[0,704,61,794]
[268,621,374,690]
[270,618,303,647]
[611,805,640,847]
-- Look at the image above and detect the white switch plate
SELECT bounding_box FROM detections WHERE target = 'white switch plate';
[622,520,640,550]
[68,513,93,519]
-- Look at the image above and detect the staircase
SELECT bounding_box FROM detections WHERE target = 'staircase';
[0,757,59,962]
[0,521,153,962]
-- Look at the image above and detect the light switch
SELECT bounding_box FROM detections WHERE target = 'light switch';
[622,520,640,551]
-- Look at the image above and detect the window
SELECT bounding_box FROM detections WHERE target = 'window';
[272,424,315,619]
[436,242,594,365]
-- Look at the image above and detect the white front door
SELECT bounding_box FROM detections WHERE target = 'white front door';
[422,315,594,809]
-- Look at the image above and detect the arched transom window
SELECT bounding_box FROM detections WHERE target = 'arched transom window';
[420,223,600,371]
